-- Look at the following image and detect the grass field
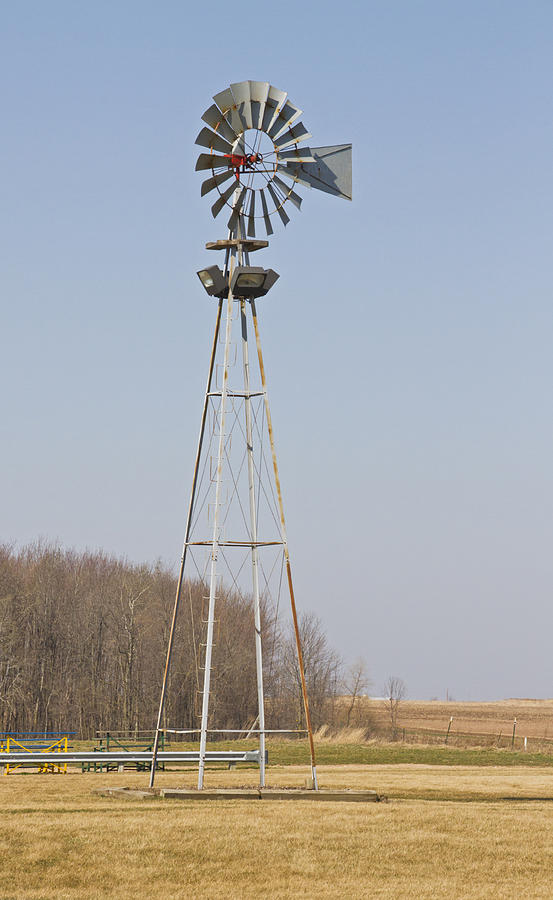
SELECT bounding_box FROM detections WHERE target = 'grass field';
[267,737,553,768]
[67,735,553,768]
[5,702,553,898]
[3,759,553,898]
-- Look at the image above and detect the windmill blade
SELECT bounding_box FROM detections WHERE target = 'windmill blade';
[272,175,302,211]
[268,101,303,141]
[201,168,234,197]
[262,85,288,134]
[213,88,234,114]
[282,144,352,200]
[212,88,243,137]
[247,190,256,238]
[195,127,234,155]
[233,134,247,156]
[211,181,238,218]
[274,123,312,151]
[248,80,270,129]
[267,182,290,227]
[234,185,247,213]
[275,165,303,185]
[277,147,316,164]
[227,187,247,236]
[259,189,274,236]
[228,211,246,240]
[201,104,239,144]
[230,81,253,130]
[195,152,231,172]
[226,107,244,139]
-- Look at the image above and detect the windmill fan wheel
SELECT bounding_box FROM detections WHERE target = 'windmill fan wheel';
[195,81,318,237]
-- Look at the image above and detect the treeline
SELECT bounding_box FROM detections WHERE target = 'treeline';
[0,543,344,738]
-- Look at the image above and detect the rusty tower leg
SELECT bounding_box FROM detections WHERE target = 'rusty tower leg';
[250,298,318,790]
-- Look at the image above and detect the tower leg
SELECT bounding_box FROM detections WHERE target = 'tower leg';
[250,299,319,790]
[198,284,235,790]
[240,300,266,788]
[149,299,223,788]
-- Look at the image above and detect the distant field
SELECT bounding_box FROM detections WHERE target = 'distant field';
[365,697,553,748]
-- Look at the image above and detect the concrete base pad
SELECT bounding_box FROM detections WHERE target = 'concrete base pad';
[93,787,155,800]
[93,786,384,802]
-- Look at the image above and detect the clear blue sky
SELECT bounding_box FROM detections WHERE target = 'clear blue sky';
[2,1,553,700]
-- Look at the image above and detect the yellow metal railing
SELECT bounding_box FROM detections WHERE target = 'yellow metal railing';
[4,736,68,775]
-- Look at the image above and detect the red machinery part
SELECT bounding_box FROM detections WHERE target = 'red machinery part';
[224,153,262,179]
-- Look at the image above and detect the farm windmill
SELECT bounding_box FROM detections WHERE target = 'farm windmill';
[150,81,351,790]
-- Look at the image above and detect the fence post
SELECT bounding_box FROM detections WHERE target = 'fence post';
[445,716,453,744]
[511,718,517,750]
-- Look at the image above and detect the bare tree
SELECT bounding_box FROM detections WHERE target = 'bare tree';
[343,658,369,727]
[0,543,344,739]
[277,612,342,730]
[383,675,406,740]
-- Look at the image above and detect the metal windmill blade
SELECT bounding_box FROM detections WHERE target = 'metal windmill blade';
[248,80,270,130]
[267,100,303,140]
[213,86,244,137]
[266,182,290,227]
[259,188,274,236]
[277,148,316,164]
[201,104,239,145]
[230,81,253,130]
[247,189,256,238]
[261,85,288,134]
[273,123,312,151]
[200,168,234,198]
[195,152,231,172]
[227,186,247,234]
[195,126,234,156]
[211,181,238,218]
[195,82,352,237]
[272,175,302,211]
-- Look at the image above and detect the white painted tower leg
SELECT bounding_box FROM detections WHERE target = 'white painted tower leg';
[240,299,266,788]
[197,277,235,790]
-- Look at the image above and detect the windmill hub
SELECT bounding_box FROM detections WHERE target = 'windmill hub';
[225,151,264,180]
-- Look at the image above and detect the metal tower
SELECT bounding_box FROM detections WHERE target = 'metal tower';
[150,81,351,790]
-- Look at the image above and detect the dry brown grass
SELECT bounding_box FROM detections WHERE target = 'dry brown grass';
[315,725,368,743]
[3,767,553,898]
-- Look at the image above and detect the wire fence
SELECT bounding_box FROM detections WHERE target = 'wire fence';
[380,725,553,753]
